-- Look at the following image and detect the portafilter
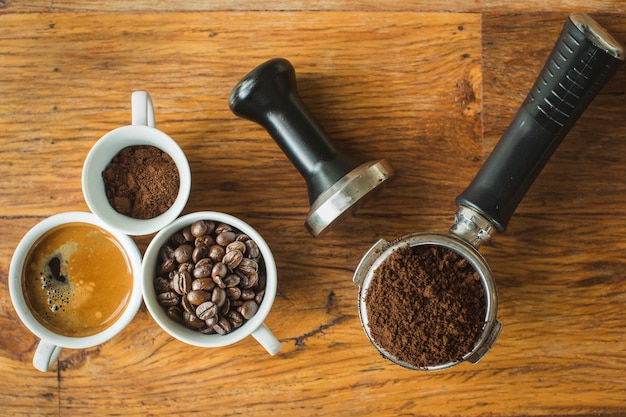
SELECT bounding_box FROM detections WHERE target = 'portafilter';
[353,13,624,371]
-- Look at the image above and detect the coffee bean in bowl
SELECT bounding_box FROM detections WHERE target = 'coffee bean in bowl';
[141,212,281,355]
[155,219,266,335]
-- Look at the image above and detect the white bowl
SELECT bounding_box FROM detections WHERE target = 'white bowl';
[142,211,281,355]
[82,125,191,236]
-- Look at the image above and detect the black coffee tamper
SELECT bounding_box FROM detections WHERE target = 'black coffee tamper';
[229,58,394,237]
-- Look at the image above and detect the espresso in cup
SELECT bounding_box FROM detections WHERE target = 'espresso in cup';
[22,222,133,338]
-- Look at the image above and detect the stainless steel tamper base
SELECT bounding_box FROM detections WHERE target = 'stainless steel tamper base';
[305,159,394,237]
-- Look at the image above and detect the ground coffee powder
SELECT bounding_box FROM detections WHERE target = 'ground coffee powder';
[365,244,486,368]
[102,145,180,219]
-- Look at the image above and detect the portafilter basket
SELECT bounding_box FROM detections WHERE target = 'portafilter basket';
[354,13,624,371]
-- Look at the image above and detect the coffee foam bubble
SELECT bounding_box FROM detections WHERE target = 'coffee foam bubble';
[35,241,94,320]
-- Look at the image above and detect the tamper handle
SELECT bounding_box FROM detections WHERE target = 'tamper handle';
[229,58,358,204]
[456,13,624,232]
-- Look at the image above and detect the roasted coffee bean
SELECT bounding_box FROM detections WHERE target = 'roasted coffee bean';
[220,297,231,315]
[171,232,187,246]
[213,275,226,289]
[179,271,193,294]
[183,311,204,329]
[187,289,212,305]
[155,277,171,293]
[255,289,265,305]
[235,234,250,242]
[257,272,266,290]
[241,288,256,301]
[190,220,208,237]
[182,226,195,242]
[158,291,179,307]
[245,239,260,259]
[193,258,213,278]
[159,245,175,261]
[192,246,209,263]
[195,235,214,248]
[196,301,217,320]
[172,270,192,295]
[223,274,240,288]
[237,273,249,288]
[192,277,215,291]
[226,310,244,328]
[204,220,216,235]
[216,230,237,247]
[223,250,243,270]
[212,287,227,308]
[212,317,232,335]
[226,286,242,300]
[200,326,216,335]
[208,245,225,262]
[239,300,259,320]
[226,241,246,254]
[167,306,183,323]
[237,258,258,275]
[212,262,228,280]
[244,272,259,289]
[178,262,194,273]
[174,244,193,264]
[215,223,232,234]
[160,257,175,274]
[204,315,218,326]
[181,296,195,313]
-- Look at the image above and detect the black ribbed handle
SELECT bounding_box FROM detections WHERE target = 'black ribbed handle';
[456,13,624,232]
[229,58,358,204]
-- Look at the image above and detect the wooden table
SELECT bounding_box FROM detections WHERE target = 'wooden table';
[1,2,625,416]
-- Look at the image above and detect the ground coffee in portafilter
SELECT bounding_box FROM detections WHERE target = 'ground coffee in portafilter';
[365,245,486,368]
[154,220,266,335]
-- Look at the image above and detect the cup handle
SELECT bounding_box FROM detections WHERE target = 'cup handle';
[33,340,63,372]
[251,323,282,355]
[131,91,156,128]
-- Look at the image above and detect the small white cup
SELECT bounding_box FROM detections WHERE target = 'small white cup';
[9,212,143,372]
[142,211,282,355]
[82,91,191,236]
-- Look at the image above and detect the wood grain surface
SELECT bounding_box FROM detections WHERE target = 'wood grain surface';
[3,0,626,13]
[0,6,625,417]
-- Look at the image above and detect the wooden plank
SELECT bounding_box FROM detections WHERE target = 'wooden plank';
[0,12,486,417]
[29,0,626,14]
[0,12,481,219]
[0,0,50,12]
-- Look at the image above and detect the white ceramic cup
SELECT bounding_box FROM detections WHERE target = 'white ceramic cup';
[82,91,191,236]
[142,211,282,355]
[9,212,143,372]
